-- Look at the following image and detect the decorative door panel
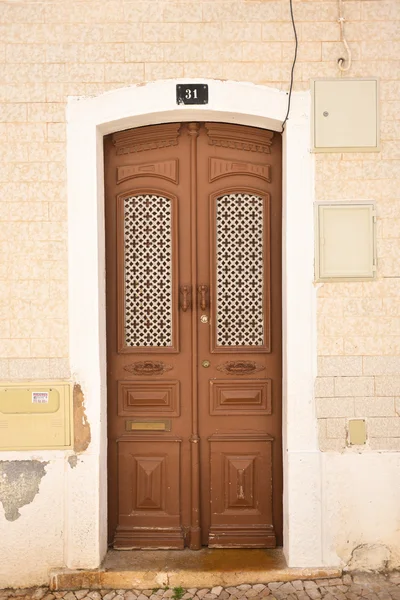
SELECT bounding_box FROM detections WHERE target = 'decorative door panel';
[210,379,272,415]
[115,438,183,549]
[105,122,282,550]
[208,434,275,548]
[118,380,180,417]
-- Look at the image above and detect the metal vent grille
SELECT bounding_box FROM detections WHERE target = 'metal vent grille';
[216,193,264,347]
[124,195,173,347]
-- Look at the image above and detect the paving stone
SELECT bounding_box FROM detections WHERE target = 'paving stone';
[32,591,48,600]
[294,592,310,600]
[125,594,137,600]
[218,593,229,600]
[283,585,298,594]
[162,593,174,599]
[197,591,210,599]
[322,594,336,600]
[42,595,55,600]
[137,595,149,600]
[256,591,271,598]
[211,590,223,597]
[88,594,101,600]
[64,594,76,600]
[291,583,304,592]
[268,585,283,592]
[114,596,124,600]
[245,591,259,598]
[203,595,216,599]
[188,592,198,596]
[330,589,347,600]
[75,593,89,600]
[141,593,152,598]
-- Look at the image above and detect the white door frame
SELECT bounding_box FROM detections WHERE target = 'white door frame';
[66,79,322,569]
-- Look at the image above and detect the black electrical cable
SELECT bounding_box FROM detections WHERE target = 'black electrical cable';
[281,0,298,132]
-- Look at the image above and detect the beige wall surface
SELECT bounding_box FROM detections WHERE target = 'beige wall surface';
[0,0,399,451]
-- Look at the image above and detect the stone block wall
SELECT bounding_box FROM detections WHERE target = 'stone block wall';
[0,0,399,450]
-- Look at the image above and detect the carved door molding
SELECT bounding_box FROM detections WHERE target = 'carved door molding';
[105,122,282,550]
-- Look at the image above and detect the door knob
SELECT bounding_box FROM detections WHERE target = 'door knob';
[202,360,211,368]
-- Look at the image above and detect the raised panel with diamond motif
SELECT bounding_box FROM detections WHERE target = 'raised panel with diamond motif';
[225,455,255,509]
[115,438,183,549]
[208,434,275,548]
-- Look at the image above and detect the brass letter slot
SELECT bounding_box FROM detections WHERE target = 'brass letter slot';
[126,419,171,432]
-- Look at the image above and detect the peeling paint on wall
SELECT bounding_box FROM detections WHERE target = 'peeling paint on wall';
[67,455,78,469]
[347,544,391,571]
[73,383,91,453]
[0,460,48,521]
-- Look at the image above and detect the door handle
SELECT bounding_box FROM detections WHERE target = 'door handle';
[198,285,208,311]
[180,285,191,312]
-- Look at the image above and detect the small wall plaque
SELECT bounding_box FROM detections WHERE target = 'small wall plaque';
[176,84,208,105]
[348,419,366,445]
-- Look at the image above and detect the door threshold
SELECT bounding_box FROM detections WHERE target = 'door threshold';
[49,548,342,590]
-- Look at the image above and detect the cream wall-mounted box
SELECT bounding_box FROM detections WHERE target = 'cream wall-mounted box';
[0,383,72,450]
[315,202,376,281]
[312,78,379,152]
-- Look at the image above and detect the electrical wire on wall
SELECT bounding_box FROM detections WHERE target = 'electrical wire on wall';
[337,0,352,72]
[281,0,298,132]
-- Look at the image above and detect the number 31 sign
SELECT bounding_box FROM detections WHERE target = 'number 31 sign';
[176,84,209,105]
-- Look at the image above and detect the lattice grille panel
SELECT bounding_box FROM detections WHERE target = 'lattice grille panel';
[216,193,264,347]
[124,195,173,347]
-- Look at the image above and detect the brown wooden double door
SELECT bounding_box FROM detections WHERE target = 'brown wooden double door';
[105,122,282,550]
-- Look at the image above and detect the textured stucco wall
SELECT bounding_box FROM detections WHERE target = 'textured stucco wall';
[0,0,399,587]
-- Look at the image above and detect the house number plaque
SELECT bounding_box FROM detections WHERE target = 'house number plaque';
[176,84,209,105]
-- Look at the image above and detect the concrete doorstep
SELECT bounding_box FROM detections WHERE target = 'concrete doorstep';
[49,549,342,591]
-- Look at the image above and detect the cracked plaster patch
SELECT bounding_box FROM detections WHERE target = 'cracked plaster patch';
[0,460,48,521]
[347,543,391,571]
[73,384,91,453]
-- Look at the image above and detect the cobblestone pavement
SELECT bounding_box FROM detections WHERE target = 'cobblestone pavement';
[1,573,400,600]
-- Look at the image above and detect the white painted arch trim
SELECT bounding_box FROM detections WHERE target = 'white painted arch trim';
[67,79,322,569]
